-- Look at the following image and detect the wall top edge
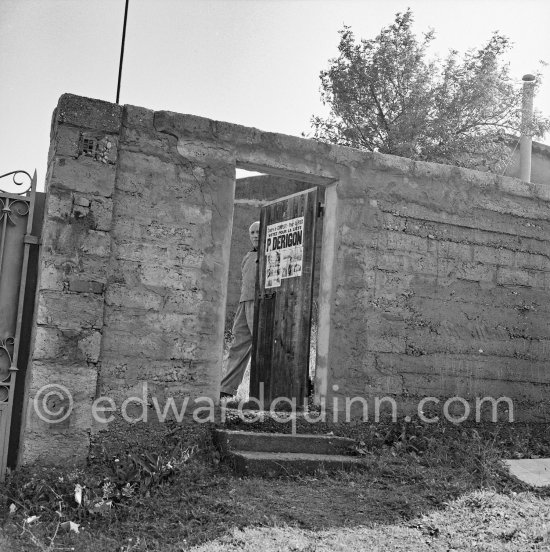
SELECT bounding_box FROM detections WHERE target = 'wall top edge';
[56,93,123,134]
[55,93,550,202]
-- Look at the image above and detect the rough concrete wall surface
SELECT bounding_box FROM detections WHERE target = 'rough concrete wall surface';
[21,93,550,465]
[327,154,550,420]
[21,94,121,464]
[21,95,236,465]
[505,140,550,186]
[100,105,235,405]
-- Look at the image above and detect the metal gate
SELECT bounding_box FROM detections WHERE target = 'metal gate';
[0,170,40,479]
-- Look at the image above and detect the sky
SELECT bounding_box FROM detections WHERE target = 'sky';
[1,0,549,192]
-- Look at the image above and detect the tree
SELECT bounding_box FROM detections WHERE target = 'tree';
[311,9,550,171]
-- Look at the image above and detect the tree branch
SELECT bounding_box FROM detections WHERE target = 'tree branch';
[369,84,390,132]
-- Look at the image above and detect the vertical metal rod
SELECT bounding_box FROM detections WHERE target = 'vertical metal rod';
[0,200,9,279]
[116,0,130,105]
[11,171,37,371]
[0,171,35,480]
[520,74,536,182]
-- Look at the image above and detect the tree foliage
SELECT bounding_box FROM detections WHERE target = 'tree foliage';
[311,9,550,171]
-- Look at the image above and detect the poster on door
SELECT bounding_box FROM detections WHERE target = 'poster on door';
[265,217,304,289]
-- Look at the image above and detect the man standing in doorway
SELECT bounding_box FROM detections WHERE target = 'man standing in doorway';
[220,220,260,399]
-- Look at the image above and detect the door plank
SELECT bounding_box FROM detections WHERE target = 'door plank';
[251,187,318,407]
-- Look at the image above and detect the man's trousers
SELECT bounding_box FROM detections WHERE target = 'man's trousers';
[220,300,254,395]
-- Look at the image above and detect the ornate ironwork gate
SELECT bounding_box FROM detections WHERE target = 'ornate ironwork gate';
[0,170,40,480]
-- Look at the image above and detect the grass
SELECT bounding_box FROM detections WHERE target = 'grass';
[1,416,550,551]
[191,491,550,551]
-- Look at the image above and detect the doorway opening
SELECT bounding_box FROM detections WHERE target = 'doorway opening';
[222,167,329,407]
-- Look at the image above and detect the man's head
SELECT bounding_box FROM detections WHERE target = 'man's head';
[249,221,260,249]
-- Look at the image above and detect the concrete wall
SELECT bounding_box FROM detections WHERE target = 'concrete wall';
[100,104,234,405]
[20,93,550,464]
[505,140,550,186]
[323,154,550,421]
[21,95,236,464]
[21,96,122,463]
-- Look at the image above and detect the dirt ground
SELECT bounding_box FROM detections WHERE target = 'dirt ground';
[3,419,550,551]
[190,490,550,552]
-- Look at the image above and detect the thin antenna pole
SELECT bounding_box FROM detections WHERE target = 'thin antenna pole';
[116,0,130,104]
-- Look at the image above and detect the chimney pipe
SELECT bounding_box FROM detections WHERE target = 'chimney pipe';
[520,74,536,182]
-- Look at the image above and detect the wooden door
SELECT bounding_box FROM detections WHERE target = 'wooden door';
[250,187,318,406]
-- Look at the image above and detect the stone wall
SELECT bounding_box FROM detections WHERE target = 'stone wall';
[323,154,550,421]
[21,95,236,464]
[21,96,122,463]
[505,140,550,187]
[100,105,234,405]
[20,93,550,465]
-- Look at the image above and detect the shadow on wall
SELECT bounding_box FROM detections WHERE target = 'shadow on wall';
[504,140,550,185]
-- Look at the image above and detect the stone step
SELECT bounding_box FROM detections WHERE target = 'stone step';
[228,450,366,476]
[504,458,550,487]
[213,429,356,456]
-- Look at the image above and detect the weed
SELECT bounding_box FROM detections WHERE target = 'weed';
[2,417,550,551]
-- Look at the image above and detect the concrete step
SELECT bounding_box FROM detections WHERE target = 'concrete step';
[504,458,550,487]
[213,429,356,456]
[228,450,366,476]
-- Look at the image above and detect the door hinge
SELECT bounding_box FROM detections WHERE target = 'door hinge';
[259,291,276,299]
[317,202,325,218]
